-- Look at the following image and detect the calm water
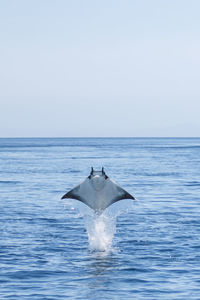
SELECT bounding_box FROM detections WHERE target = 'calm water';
[0,138,200,299]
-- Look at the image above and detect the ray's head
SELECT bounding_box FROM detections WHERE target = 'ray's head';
[88,167,108,180]
[88,167,109,191]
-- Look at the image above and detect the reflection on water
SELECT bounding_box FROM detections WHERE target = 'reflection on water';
[85,252,119,299]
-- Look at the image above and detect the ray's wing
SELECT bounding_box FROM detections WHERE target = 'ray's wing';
[61,184,83,201]
[61,178,95,210]
[101,178,135,210]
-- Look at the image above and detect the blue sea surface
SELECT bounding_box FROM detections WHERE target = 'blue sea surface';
[0,137,200,299]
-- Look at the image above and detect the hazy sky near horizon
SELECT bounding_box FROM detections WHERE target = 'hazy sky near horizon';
[0,0,200,137]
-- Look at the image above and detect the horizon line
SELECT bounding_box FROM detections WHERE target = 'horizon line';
[0,136,200,139]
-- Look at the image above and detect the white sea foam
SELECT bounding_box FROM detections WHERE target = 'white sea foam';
[64,198,135,252]
[84,212,116,252]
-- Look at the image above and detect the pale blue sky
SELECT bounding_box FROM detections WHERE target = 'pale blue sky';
[0,0,200,137]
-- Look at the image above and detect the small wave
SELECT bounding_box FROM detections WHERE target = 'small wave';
[68,169,81,173]
[144,145,200,150]
[0,180,21,185]
[185,181,200,187]
[6,269,67,280]
[146,172,179,177]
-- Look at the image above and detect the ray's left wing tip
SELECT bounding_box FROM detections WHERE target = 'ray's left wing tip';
[128,194,135,200]
[123,190,135,200]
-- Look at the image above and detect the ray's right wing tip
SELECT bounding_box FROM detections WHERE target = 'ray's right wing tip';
[61,190,75,200]
[61,193,68,199]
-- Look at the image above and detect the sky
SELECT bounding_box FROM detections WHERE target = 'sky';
[0,0,200,137]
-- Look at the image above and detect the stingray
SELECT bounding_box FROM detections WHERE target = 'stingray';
[61,168,135,213]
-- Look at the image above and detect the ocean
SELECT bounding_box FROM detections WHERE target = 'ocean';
[0,137,200,299]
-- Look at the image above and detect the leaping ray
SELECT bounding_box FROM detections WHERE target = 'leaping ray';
[61,168,135,213]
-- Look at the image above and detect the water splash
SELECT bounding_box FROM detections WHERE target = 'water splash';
[64,198,135,252]
[84,212,116,252]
